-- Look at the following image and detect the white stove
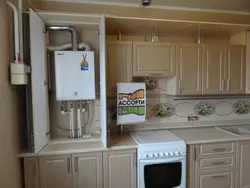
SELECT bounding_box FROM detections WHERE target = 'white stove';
[131,130,186,188]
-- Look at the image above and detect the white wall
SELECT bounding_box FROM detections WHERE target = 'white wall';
[0,1,22,188]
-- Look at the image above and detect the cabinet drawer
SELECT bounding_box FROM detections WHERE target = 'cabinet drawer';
[198,155,235,170]
[198,142,235,156]
[197,168,235,188]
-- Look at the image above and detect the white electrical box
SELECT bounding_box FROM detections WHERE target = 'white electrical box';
[54,51,96,101]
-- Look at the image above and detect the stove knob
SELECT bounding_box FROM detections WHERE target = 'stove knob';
[143,153,148,158]
[169,152,174,156]
[159,152,164,157]
[148,153,153,158]
[175,151,180,156]
[153,153,159,157]
[165,152,169,156]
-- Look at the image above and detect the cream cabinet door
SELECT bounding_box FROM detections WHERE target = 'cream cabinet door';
[107,41,132,96]
[39,155,72,188]
[237,141,250,188]
[225,45,246,94]
[196,168,236,188]
[72,152,103,188]
[203,45,225,94]
[103,149,136,188]
[176,44,202,95]
[133,42,175,77]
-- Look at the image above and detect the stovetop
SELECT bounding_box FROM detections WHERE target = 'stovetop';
[131,129,185,145]
[131,130,186,159]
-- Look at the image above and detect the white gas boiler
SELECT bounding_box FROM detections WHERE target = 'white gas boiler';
[54,51,96,101]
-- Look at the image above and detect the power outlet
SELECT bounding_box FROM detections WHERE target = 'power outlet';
[188,116,199,121]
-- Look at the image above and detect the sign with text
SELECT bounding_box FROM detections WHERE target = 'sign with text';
[117,83,146,124]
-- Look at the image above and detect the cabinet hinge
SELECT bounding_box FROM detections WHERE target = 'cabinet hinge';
[194,146,196,161]
[30,133,34,149]
[46,132,50,137]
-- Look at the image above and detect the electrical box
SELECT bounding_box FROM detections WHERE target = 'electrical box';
[54,51,96,101]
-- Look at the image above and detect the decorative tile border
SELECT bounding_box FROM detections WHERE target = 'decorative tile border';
[107,100,250,122]
[234,101,250,115]
[148,100,250,118]
[152,103,175,117]
[194,101,215,116]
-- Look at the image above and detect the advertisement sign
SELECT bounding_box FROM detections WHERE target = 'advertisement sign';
[117,83,146,124]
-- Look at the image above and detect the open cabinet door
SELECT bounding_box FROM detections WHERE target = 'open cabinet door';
[29,9,49,153]
[99,16,107,148]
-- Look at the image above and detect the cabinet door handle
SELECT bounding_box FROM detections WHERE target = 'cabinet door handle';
[212,175,226,179]
[227,79,230,92]
[67,157,71,173]
[194,146,196,161]
[75,157,78,172]
[179,80,182,89]
[221,80,224,92]
[150,73,163,76]
[212,148,226,152]
[212,161,226,165]
[133,152,137,167]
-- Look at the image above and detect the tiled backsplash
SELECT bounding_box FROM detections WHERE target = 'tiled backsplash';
[108,97,250,128]
[146,98,250,123]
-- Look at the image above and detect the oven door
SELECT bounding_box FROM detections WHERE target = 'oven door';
[139,156,186,188]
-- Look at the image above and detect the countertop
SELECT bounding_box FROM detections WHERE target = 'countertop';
[19,134,137,157]
[39,140,104,156]
[108,134,137,150]
[19,125,250,157]
[169,127,250,144]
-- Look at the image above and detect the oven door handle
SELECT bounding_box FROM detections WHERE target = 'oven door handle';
[139,156,186,165]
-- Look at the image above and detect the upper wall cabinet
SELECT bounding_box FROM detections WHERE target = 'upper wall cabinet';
[167,43,246,95]
[202,45,225,94]
[107,41,133,96]
[176,44,202,95]
[225,45,246,94]
[133,42,176,77]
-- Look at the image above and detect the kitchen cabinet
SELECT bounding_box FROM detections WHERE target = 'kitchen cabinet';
[26,10,108,151]
[187,142,236,188]
[103,149,136,188]
[72,152,103,188]
[201,44,246,95]
[107,41,133,96]
[202,45,225,94]
[39,155,72,188]
[133,42,176,77]
[176,43,202,95]
[225,45,246,94]
[196,168,235,188]
[237,141,250,188]
[108,41,246,95]
[25,150,137,188]
[167,43,246,95]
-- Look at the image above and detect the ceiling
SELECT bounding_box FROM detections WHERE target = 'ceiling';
[39,0,250,13]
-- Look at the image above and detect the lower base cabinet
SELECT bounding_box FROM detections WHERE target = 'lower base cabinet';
[237,141,250,188]
[187,142,237,188]
[103,149,137,188]
[196,168,236,188]
[73,152,103,188]
[39,155,72,188]
[24,149,137,188]
[187,141,250,188]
